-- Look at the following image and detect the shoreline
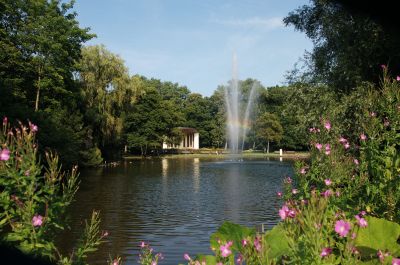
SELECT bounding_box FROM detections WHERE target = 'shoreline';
[122,151,310,160]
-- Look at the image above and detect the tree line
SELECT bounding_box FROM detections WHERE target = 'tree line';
[1,0,398,167]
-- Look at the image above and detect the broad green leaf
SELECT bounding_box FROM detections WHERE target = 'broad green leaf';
[263,223,290,260]
[355,216,400,258]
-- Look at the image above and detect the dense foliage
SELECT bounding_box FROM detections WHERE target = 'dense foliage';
[284,0,400,93]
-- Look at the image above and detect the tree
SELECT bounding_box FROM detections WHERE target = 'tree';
[258,85,309,150]
[164,127,184,147]
[0,0,93,167]
[77,45,142,159]
[284,0,400,93]
[124,88,184,156]
[255,112,283,153]
[0,0,93,112]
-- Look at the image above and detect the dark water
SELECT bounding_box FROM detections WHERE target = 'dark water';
[59,157,293,265]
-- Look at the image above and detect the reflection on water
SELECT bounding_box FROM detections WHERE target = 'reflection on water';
[162,158,168,178]
[193,158,200,193]
[59,157,293,265]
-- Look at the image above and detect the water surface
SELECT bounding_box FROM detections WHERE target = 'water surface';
[60,157,293,265]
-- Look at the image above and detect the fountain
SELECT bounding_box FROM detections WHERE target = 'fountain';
[224,54,258,154]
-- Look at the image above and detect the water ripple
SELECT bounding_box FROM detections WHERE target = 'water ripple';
[58,158,293,265]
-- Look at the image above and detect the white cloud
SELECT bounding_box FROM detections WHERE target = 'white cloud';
[212,16,284,30]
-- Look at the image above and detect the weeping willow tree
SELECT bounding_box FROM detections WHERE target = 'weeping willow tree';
[77,45,143,160]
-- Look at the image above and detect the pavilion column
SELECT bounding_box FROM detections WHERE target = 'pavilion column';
[194,133,199,149]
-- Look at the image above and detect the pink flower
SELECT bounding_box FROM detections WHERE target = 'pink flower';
[370,112,376,117]
[335,220,351,237]
[360,211,366,216]
[351,246,359,255]
[279,205,289,220]
[324,179,332,186]
[339,137,347,144]
[29,122,38,132]
[320,247,332,257]
[360,133,367,140]
[397,76,400,81]
[151,261,157,265]
[241,239,248,247]
[354,159,359,165]
[183,253,191,261]
[2,117,7,126]
[220,242,232,257]
[315,143,323,151]
[0,148,10,161]
[112,259,119,265]
[300,167,307,174]
[140,241,146,248]
[377,250,389,262]
[381,64,387,69]
[32,214,43,227]
[292,189,298,194]
[324,121,331,131]
[344,143,350,149]
[288,209,296,218]
[325,144,331,155]
[31,124,38,132]
[284,177,292,184]
[301,199,308,205]
[393,258,400,265]
[323,189,333,198]
[236,254,243,264]
[254,236,262,252]
[355,215,368,228]
[279,204,296,220]
[277,191,282,197]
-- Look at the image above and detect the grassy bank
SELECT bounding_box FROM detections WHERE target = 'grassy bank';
[122,150,310,160]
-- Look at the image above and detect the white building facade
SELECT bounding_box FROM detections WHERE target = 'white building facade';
[162,127,199,150]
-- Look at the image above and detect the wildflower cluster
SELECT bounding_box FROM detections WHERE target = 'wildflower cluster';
[276,71,400,264]
[0,119,106,264]
[138,242,163,265]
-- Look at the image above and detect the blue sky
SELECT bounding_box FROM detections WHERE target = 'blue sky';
[74,0,313,96]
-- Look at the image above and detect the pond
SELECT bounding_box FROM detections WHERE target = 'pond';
[59,157,294,265]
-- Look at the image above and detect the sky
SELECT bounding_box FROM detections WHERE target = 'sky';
[74,0,313,96]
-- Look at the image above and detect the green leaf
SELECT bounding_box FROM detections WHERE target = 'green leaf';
[4,233,25,242]
[355,216,400,258]
[210,221,255,253]
[263,223,290,260]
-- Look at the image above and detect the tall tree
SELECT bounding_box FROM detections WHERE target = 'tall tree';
[124,88,184,156]
[77,45,141,159]
[284,0,400,93]
[255,112,283,153]
[0,0,93,112]
[0,0,93,167]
